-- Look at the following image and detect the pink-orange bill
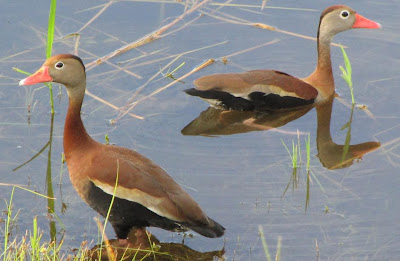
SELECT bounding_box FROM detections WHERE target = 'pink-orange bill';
[19,66,52,86]
[353,13,381,29]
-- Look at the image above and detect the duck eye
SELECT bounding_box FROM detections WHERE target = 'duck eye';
[55,61,64,69]
[340,10,349,19]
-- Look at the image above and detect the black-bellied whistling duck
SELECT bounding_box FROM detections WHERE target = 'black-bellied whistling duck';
[19,54,225,246]
[185,5,381,111]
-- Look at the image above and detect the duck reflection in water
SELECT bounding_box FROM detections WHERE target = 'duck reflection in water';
[315,97,380,169]
[182,96,380,169]
[182,105,313,137]
[89,228,225,261]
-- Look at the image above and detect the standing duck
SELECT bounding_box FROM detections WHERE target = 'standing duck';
[19,54,225,245]
[185,5,381,111]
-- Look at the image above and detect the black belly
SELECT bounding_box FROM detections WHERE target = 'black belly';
[86,181,186,239]
[184,88,314,111]
[248,92,315,110]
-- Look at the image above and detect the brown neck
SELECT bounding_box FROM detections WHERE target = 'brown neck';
[63,84,95,157]
[304,27,335,100]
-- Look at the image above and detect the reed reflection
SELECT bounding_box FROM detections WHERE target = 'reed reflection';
[13,113,58,241]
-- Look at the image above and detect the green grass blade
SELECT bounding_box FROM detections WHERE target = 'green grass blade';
[305,134,311,172]
[292,140,298,169]
[46,0,57,114]
[3,186,16,257]
[339,45,354,104]
[281,139,294,164]
[104,133,109,145]
[340,46,352,79]
[30,216,39,260]
[98,159,119,259]
[12,67,32,76]
[305,169,310,211]
[47,0,57,58]
[297,130,302,166]
[165,62,186,78]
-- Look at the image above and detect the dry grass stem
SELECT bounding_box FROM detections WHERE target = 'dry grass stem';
[85,89,144,120]
[261,0,268,10]
[85,0,212,70]
[77,1,114,33]
[274,28,346,48]
[59,15,131,46]
[77,39,227,122]
[113,41,227,121]
[201,8,251,24]
[225,39,280,59]
[0,182,28,187]
[252,23,276,30]
[81,48,142,79]
[335,96,375,119]
[210,2,317,11]
[0,49,32,62]
[155,13,203,39]
[74,2,113,14]
[73,33,81,55]
[121,40,227,69]
[95,218,117,261]
[119,59,214,116]
[115,54,185,121]
[200,9,345,48]
[208,0,235,14]
[28,25,48,46]
[116,48,168,65]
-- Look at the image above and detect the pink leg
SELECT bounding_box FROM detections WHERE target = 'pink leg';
[118,238,128,246]
[132,228,150,248]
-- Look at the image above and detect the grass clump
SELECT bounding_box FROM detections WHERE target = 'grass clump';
[281,131,311,188]
[0,169,178,260]
[0,186,77,261]
[281,132,315,210]
[0,184,158,260]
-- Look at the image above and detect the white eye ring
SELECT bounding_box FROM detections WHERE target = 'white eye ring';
[55,61,64,69]
[340,10,350,19]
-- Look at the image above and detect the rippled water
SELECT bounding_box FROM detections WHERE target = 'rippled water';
[1,0,399,260]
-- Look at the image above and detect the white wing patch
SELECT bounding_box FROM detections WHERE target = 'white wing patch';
[200,98,223,107]
[231,84,300,99]
[90,178,184,222]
